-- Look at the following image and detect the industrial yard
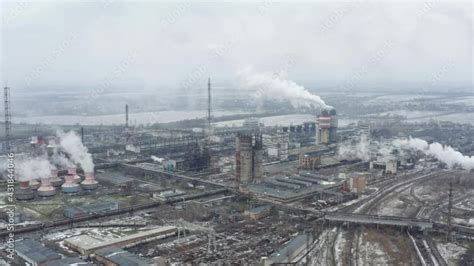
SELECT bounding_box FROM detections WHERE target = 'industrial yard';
[1,1,473,265]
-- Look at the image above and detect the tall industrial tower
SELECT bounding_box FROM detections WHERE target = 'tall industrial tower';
[125,104,129,129]
[4,86,12,152]
[207,77,212,136]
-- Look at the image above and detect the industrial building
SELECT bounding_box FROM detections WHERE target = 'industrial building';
[263,233,314,265]
[64,226,177,255]
[94,247,153,266]
[235,133,263,184]
[15,239,62,266]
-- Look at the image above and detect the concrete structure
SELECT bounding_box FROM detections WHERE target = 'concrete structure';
[49,169,63,187]
[370,160,398,174]
[344,173,366,195]
[329,109,338,143]
[263,233,314,265]
[68,167,81,183]
[317,110,331,145]
[37,175,57,197]
[64,226,177,255]
[325,213,433,229]
[45,258,93,266]
[81,171,98,190]
[235,133,263,184]
[94,247,153,266]
[63,201,124,219]
[61,174,80,193]
[153,189,186,201]
[299,154,321,170]
[15,239,61,266]
[16,180,35,200]
[30,179,40,190]
[244,205,271,220]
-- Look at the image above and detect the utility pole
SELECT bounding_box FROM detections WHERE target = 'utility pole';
[4,86,11,152]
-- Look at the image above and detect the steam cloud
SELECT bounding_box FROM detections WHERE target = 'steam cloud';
[16,157,53,182]
[393,137,474,170]
[339,136,474,170]
[237,67,332,109]
[57,130,94,172]
[151,156,164,163]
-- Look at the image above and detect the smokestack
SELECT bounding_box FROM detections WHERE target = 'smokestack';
[16,180,35,200]
[50,169,63,187]
[81,171,98,190]
[125,104,129,128]
[68,167,81,183]
[61,174,80,193]
[81,127,84,143]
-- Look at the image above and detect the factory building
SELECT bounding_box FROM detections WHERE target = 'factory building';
[343,173,366,195]
[235,133,263,184]
[263,233,314,265]
[299,154,321,170]
[370,159,398,174]
[94,247,153,266]
[15,239,62,266]
[45,258,93,266]
[64,226,177,255]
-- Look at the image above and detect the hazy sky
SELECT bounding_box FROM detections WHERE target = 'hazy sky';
[1,0,472,93]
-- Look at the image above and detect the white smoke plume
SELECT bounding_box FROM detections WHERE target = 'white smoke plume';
[393,137,474,170]
[338,137,371,161]
[339,136,474,171]
[237,67,332,109]
[51,147,75,169]
[151,156,164,163]
[57,130,94,172]
[16,157,53,182]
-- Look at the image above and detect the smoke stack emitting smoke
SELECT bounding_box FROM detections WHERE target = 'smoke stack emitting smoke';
[57,130,94,172]
[339,136,474,171]
[17,157,53,182]
[393,137,474,170]
[237,67,332,109]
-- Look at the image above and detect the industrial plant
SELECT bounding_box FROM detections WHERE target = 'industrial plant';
[0,1,473,265]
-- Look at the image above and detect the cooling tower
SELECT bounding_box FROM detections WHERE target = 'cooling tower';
[50,169,63,187]
[16,181,35,200]
[68,167,81,183]
[29,179,40,190]
[61,174,80,193]
[81,172,98,190]
[37,176,57,197]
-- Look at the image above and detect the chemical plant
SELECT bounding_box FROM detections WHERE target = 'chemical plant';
[0,77,473,266]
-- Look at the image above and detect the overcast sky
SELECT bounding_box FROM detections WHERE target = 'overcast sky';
[1,0,472,93]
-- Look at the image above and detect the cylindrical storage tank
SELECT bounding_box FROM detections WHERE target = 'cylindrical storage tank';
[81,172,98,190]
[68,167,81,183]
[61,174,80,193]
[37,177,57,197]
[16,180,35,200]
[50,169,63,187]
[30,179,40,190]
